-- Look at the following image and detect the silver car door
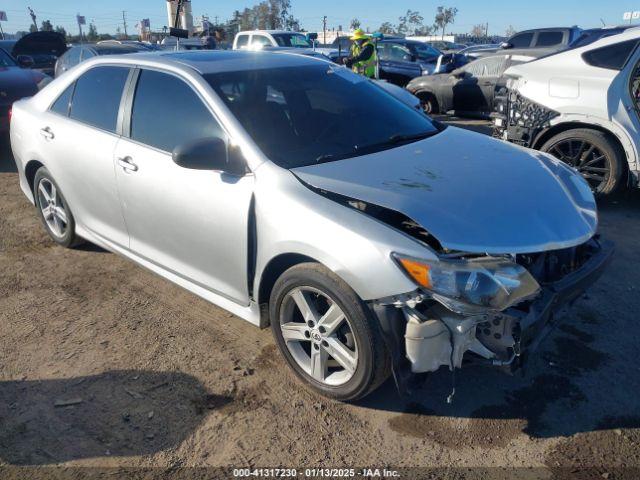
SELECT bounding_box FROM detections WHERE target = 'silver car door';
[41,65,131,247]
[113,68,254,304]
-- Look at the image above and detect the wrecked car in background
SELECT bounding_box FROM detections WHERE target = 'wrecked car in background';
[493,27,640,196]
[10,50,612,402]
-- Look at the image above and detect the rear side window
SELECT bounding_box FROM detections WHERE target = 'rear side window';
[50,84,74,116]
[535,31,563,47]
[251,35,272,47]
[66,47,81,67]
[583,40,639,70]
[235,34,249,48]
[130,69,224,152]
[510,32,533,48]
[69,66,130,133]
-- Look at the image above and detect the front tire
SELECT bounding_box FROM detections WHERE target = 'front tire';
[33,167,83,248]
[418,92,439,115]
[540,129,625,197]
[269,263,390,401]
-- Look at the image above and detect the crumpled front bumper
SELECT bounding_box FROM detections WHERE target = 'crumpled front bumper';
[371,239,614,394]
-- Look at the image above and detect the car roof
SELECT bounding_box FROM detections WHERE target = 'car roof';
[87,49,326,74]
[237,30,300,35]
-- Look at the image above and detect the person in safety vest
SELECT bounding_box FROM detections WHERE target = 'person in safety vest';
[344,29,377,78]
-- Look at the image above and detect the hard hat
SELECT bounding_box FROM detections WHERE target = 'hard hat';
[350,29,367,40]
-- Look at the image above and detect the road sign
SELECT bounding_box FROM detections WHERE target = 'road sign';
[141,18,150,28]
[0,11,7,21]
[633,11,640,19]
[77,15,86,25]
[624,11,632,20]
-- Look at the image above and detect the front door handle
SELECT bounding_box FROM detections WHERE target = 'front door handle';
[117,156,138,172]
[40,127,54,140]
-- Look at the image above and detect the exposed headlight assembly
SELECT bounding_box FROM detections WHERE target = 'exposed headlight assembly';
[393,253,541,315]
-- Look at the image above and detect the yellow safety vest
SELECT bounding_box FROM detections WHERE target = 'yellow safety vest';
[350,40,377,78]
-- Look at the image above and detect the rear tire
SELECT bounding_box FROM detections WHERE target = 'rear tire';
[33,167,83,248]
[540,129,625,197]
[269,263,390,401]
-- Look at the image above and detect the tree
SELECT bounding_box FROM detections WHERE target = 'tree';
[471,24,485,38]
[41,20,54,32]
[397,9,424,36]
[55,25,67,37]
[378,22,395,35]
[505,25,517,38]
[350,18,361,31]
[434,6,458,39]
[87,23,98,41]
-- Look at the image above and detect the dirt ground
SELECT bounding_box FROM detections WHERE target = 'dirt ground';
[1,121,639,478]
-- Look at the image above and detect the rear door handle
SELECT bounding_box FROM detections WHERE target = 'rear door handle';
[117,156,138,172]
[40,127,54,140]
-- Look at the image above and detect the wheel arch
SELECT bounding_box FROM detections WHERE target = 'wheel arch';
[414,89,441,112]
[532,121,632,184]
[24,159,45,196]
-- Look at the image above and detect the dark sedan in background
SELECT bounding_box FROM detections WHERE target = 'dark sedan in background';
[406,53,530,115]
[0,48,50,132]
[377,38,468,86]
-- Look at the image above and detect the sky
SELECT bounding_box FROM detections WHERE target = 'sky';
[1,0,639,37]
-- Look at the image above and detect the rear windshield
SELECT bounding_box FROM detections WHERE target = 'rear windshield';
[205,65,439,169]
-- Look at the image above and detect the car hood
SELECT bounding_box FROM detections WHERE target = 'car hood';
[0,67,39,103]
[292,127,597,254]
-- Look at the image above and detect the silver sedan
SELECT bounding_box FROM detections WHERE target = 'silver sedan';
[10,50,612,401]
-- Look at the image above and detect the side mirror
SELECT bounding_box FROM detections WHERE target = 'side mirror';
[452,69,466,79]
[172,137,247,176]
[500,42,513,49]
[17,55,35,68]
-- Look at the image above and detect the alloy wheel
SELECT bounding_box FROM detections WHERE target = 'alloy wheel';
[279,286,358,386]
[37,178,69,238]
[546,138,611,192]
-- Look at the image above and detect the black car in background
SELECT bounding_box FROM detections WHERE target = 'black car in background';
[55,43,146,77]
[2,32,67,77]
[377,38,468,86]
[406,53,530,116]
[0,48,51,132]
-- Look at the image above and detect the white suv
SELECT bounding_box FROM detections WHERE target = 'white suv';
[232,30,312,50]
[493,27,640,196]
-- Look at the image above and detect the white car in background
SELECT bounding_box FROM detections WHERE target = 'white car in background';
[493,27,640,196]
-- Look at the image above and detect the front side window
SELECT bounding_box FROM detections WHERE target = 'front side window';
[69,66,130,133]
[535,31,563,47]
[510,32,533,48]
[583,40,639,71]
[408,43,440,60]
[130,69,224,153]
[206,65,439,169]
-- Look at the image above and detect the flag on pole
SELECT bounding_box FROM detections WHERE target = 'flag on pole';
[77,15,86,25]
[0,11,8,22]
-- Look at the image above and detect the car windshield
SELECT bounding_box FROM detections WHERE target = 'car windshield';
[272,33,311,48]
[205,64,439,168]
[0,48,17,67]
[408,43,441,60]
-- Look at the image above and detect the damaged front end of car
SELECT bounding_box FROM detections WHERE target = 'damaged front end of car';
[370,237,613,400]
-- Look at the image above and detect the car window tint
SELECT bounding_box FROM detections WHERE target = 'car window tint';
[69,66,129,132]
[130,69,224,152]
[535,31,563,47]
[236,35,249,48]
[510,33,533,48]
[583,40,639,71]
[50,84,75,116]
[389,44,411,61]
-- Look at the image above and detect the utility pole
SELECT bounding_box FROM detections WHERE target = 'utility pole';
[485,22,489,39]
[28,7,37,31]
[122,10,128,38]
[322,15,327,45]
